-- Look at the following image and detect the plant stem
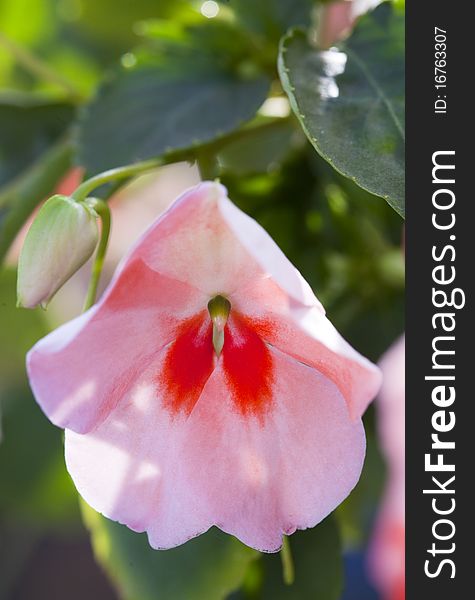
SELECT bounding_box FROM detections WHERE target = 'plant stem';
[72,116,291,201]
[0,32,84,102]
[280,536,295,586]
[82,199,111,311]
[197,153,220,181]
[68,116,292,307]
[72,159,163,203]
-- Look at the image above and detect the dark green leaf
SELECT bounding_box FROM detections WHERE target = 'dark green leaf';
[0,94,75,261]
[0,525,40,599]
[224,0,313,42]
[218,119,301,176]
[278,4,405,216]
[82,504,258,600]
[0,94,74,187]
[259,518,343,600]
[77,21,270,174]
[0,139,73,262]
[0,269,79,525]
[232,517,343,600]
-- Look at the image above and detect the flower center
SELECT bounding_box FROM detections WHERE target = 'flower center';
[207,295,231,357]
[159,304,274,420]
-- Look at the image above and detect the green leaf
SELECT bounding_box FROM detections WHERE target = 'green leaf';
[0,525,40,599]
[0,139,73,263]
[72,0,190,52]
[0,269,45,382]
[218,118,301,176]
[0,95,75,261]
[0,94,74,187]
[259,518,343,600]
[82,504,258,600]
[0,268,79,525]
[77,20,270,174]
[278,3,405,216]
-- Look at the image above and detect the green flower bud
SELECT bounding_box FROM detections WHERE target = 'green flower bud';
[17,195,99,309]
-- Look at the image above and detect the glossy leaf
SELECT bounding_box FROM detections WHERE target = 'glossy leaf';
[278,3,405,216]
[218,118,301,176]
[77,20,270,174]
[82,504,258,600]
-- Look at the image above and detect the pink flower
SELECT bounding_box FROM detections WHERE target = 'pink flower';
[27,182,381,552]
[317,0,382,49]
[368,335,405,599]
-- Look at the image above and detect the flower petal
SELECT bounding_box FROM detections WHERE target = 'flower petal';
[368,335,405,599]
[262,306,381,420]
[217,193,323,310]
[183,345,366,551]
[115,182,323,311]
[65,344,365,552]
[121,182,261,297]
[27,258,207,433]
[230,275,381,420]
[65,351,215,547]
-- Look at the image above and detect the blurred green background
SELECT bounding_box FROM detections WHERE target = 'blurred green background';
[0,1,404,598]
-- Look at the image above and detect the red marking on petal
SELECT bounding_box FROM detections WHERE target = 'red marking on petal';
[106,259,157,311]
[222,314,274,418]
[160,312,214,415]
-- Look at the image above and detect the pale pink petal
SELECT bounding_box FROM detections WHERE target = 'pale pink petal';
[28,182,377,433]
[217,195,323,310]
[377,335,405,473]
[182,345,366,551]
[317,0,384,49]
[264,306,381,420]
[121,182,262,298]
[317,1,355,48]
[65,356,214,547]
[369,479,405,600]
[228,275,381,420]
[368,335,405,599]
[27,258,207,433]
[26,181,380,554]
[65,341,365,552]
[115,182,323,310]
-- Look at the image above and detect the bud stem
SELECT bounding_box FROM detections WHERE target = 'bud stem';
[197,153,220,181]
[83,198,111,311]
[70,118,291,203]
[71,159,163,204]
